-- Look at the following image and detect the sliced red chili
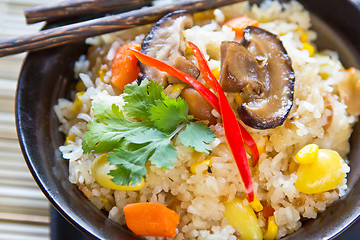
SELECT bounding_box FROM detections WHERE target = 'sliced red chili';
[130,49,220,111]
[188,42,254,201]
[187,42,259,166]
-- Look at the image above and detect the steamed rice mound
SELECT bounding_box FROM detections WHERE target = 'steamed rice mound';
[55,1,358,239]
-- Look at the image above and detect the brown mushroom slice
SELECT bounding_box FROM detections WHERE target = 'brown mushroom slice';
[180,88,217,125]
[220,27,295,129]
[140,10,200,86]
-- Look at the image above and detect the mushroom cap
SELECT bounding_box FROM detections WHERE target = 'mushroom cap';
[140,10,200,86]
[220,26,295,129]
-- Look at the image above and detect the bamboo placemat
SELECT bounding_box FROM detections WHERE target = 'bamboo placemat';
[0,1,62,239]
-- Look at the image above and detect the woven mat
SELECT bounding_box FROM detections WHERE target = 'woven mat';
[0,1,62,239]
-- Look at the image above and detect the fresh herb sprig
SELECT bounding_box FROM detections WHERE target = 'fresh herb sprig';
[82,79,215,186]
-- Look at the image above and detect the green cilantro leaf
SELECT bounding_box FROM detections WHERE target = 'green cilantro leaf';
[123,79,165,120]
[178,122,215,154]
[82,79,215,186]
[82,104,152,154]
[149,97,189,133]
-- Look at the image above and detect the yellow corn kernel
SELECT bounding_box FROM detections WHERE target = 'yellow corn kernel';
[190,157,212,174]
[170,83,187,93]
[234,93,244,106]
[70,91,85,114]
[65,134,75,145]
[319,72,329,80]
[97,68,107,83]
[296,144,319,165]
[295,149,346,194]
[264,216,278,240]
[249,197,263,212]
[75,80,86,92]
[302,43,315,57]
[91,154,145,191]
[224,197,263,240]
[211,67,221,80]
[257,136,268,156]
[297,28,308,43]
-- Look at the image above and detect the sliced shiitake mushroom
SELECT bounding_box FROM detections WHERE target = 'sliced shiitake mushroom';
[220,26,295,129]
[140,10,200,86]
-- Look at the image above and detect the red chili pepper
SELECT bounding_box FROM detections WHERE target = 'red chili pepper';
[187,42,259,166]
[187,42,254,201]
[130,49,220,112]
[131,47,256,201]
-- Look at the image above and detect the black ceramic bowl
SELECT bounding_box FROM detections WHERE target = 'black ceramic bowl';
[16,0,360,239]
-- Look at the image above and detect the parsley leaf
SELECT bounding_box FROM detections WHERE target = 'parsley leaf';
[178,122,215,154]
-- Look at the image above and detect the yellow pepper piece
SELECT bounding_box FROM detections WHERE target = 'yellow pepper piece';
[249,197,263,212]
[190,157,212,174]
[65,134,75,145]
[170,83,187,93]
[224,197,263,240]
[211,67,221,80]
[97,68,107,83]
[296,144,319,165]
[301,43,315,57]
[264,216,278,240]
[91,154,145,191]
[295,149,346,194]
[70,91,85,114]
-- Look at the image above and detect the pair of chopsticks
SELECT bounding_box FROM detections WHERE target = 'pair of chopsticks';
[0,0,243,58]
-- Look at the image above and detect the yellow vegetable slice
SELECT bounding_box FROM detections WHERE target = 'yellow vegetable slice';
[91,154,144,191]
[295,149,346,194]
[224,197,263,240]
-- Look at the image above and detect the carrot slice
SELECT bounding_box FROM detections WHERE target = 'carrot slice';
[225,16,259,37]
[111,43,141,91]
[123,202,180,238]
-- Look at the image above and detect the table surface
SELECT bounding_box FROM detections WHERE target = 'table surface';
[0,1,359,240]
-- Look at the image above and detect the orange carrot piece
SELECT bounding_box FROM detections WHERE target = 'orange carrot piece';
[111,43,141,91]
[225,16,259,37]
[123,202,180,238]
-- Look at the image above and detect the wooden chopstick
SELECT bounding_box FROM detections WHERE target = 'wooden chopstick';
[0,0,243,58]
[25,0,153,24]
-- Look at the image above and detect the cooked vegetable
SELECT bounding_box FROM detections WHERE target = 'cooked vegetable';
[295,145,346,194]
[90,154,144,191]
[180,87,217,125]
[224,197,263,240]
[111,43,141,91]
[131,45,257,201]
[301,42,315,56]
[220,27,295,129]
[123,202,180,238]
[264,216,278,240]
[188,41,254,201]
[190,157,212,174]
[140,10,199,86]
[249,196,263,212]
[224,16,259,37]
[82,79,214,186]
[295,144,319,165]
[70,91,85,114]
